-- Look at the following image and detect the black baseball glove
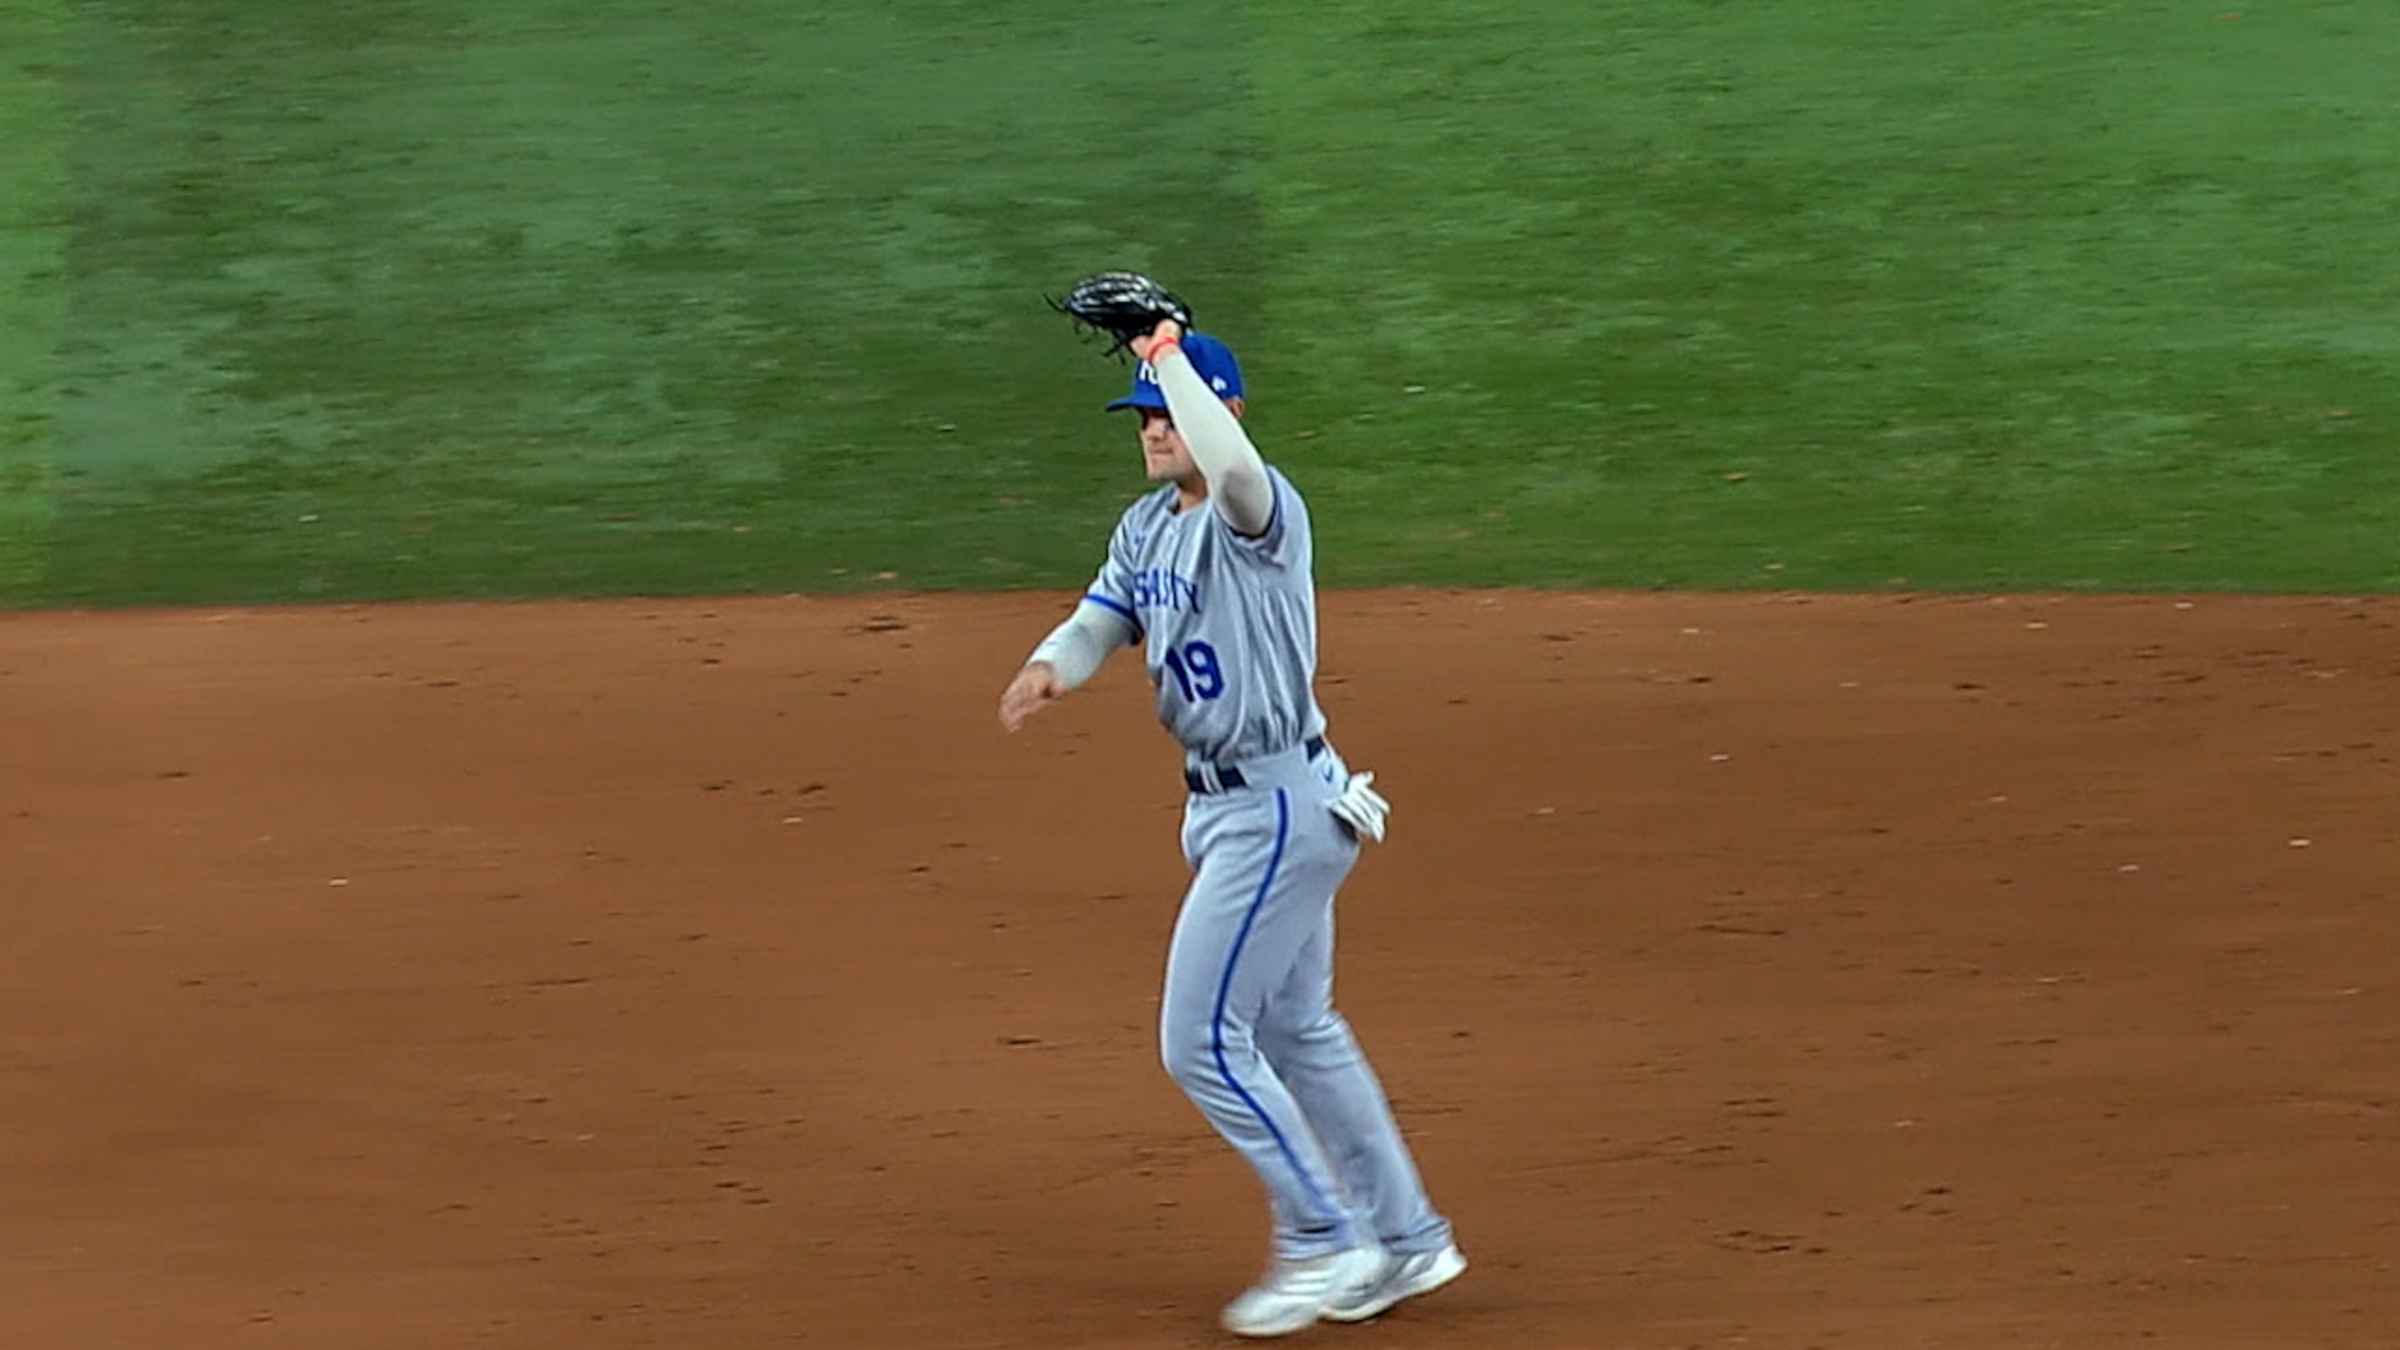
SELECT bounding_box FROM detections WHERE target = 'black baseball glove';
[1045,270,1194,361]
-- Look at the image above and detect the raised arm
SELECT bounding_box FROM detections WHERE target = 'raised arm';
[1143,325,1274,537]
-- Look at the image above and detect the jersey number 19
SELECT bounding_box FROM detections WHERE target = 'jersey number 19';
[1163,640,1224,701]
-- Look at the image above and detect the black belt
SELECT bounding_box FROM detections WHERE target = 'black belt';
[1186,737,1326,794]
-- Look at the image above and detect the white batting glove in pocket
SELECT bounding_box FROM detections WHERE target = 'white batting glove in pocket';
[1328,770,1391,844]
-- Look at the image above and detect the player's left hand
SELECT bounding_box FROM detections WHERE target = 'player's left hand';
[998,661,1066,733]
[1328,771,1391,843]
[1130,318,1184,362]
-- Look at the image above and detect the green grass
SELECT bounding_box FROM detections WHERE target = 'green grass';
[10,0,2398,607]
[1,0,67,596]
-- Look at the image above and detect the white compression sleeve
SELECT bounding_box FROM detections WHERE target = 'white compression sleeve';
[1152,346,1274,536]
[1026,602,1136,690]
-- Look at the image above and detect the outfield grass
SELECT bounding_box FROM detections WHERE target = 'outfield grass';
[1,0,66,596]
[10,0,2397,607]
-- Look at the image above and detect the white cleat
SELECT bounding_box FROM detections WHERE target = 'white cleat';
[1320,1242,1468,1323]
[1218,1244,1388,1338]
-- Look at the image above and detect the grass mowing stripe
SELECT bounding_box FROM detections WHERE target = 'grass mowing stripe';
[41,1,1268,605]
[0,0,67,603]
[1254,1,2400,591]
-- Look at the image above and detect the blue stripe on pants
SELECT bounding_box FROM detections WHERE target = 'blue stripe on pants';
[1210,787,1342,1232]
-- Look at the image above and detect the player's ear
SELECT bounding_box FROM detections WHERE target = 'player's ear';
[1224,396,1246,421]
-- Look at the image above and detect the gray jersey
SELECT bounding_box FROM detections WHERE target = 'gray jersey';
[1080,465,1326,765]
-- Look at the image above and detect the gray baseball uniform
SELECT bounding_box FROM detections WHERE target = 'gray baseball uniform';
[1076,466,1454,1263]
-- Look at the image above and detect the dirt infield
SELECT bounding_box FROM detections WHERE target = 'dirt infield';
[5,590,2396,1349]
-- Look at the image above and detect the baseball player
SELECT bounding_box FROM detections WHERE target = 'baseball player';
[999,274,1466,1336]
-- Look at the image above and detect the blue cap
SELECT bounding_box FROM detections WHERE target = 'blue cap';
[1106,331,1245,412]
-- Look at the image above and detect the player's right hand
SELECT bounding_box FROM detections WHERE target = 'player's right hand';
[998,661,1066,733]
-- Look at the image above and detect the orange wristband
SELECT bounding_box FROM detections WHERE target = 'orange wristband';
[1144,339,1182,364]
